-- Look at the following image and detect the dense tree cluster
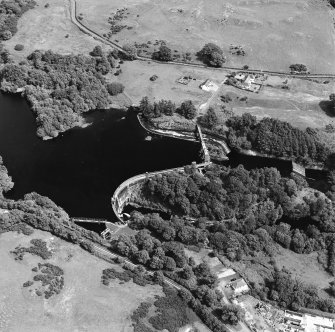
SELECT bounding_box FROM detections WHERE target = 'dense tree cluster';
[0,49,122,138]
[198,107,219,130]
[121,43,137,60]
[253,268,335,313]
[139,96,197,120]
[289,64,308,73]
[0,0,35,41]
[219,304,245,325]
[0,156,13,196]
[0,189,104,246]
[197,43,226,67]
[123,163,335,314]
[137,163,335,277]
[226,113,330,166]
[178,100,197,120]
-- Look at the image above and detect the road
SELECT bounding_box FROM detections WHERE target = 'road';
[69,0,335,79]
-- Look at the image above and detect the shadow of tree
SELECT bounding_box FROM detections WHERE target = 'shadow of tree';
[319,100,335,117]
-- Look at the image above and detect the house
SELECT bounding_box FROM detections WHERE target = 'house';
[244,74,256,86]
[231,278,249,295]
[200,79,218,92]
[235,73,246,81]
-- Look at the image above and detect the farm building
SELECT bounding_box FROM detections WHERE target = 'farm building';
[226,72,263,93]
[283,310,335,332]
[231,278,249,296]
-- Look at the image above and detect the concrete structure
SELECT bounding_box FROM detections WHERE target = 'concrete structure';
[292,162,306,178]
[111,161,211,222]
[71,217,109,223]
[177,76,193,85]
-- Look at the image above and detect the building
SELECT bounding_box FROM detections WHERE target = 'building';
[226,72,263,93]
[231,278,249,295]
[177,76,192,85]
[200,79,218,92]
[283,310,335,332]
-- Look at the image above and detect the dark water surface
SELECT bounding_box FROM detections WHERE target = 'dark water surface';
[0,92,200,219]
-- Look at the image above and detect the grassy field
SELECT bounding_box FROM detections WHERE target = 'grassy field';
[77,0,335,73]
[115,60,221,106]
[0,230,163,332]
[210,76,335,132]
[2,0,108,62]
[275,247,333,295]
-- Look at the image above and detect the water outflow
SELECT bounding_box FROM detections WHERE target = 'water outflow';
[0,92,200,220]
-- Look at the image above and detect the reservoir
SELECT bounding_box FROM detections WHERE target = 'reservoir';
[0,92,201,220]
[0,93,328,223]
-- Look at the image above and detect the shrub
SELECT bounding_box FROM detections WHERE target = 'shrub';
[1,30,12,41]
[14,44,24,51]
[90,45,103,57]
[152,45,173,62]
[107,82,125,96]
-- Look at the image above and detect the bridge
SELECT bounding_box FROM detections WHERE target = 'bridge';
[111,162,211,223]
[196,125,211,163]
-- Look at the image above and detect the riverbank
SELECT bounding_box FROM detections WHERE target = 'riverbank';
[137,114,230,161]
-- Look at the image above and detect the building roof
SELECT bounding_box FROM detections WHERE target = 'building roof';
[231,278,248,290]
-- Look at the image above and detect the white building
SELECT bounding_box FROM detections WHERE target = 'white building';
[231,278,249,295]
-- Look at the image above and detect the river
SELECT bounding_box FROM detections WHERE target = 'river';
[0,92,201,220]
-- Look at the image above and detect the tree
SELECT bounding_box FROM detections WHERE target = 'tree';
[0,156,14,195]
[198,43,226,67]
[154,99,176,116]
[178,100,197,119]
[153,271,164,284]
[153,45,173,62]
[329,94,335,114]
[122,44,137,60]
[181,266,194,280]
[289,64,307,73]
[107,82,125,96]
[164,256,177,271]
[199,107,218,129]
[140,96,154,119]
[90,45,103,57]
[135,250,150,264]
[220,304,244,325]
